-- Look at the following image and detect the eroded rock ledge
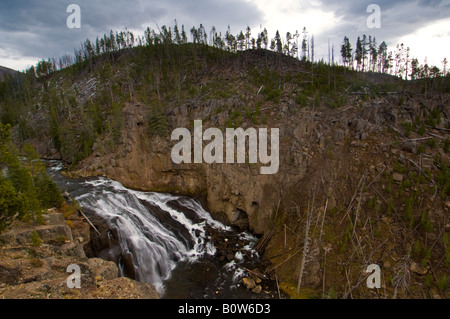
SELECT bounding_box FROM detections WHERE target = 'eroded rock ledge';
[0,210,159,299]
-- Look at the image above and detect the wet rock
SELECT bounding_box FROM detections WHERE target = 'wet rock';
[252,285,262,294]
[242,277,256,290]
[121,252,136,279]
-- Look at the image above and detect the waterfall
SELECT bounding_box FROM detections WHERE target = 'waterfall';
[46,162,258,297]
[75,178,230,292]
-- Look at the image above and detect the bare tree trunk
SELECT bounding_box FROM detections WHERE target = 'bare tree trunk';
[296,190,315,294]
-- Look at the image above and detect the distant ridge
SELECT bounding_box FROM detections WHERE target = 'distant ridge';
[0,65,19,80]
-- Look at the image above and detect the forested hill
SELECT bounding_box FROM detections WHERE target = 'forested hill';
[0,21,449,165]
[0,66,20,81]
[0,36,448,167]
[0,25,449,299]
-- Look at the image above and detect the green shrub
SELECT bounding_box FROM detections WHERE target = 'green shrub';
[0,176,26,232]
[295,93,308,107]
[444,139,450,153]
[29,257,44,268]
[30,231,42,247]
[444,233,450,268]
[426,138,437,149]
[436,163,450,198]
[147,101,168,137]
[403,122,412,138]
[387,197,395,215]
[419,212,433,233]
[417,124,426,136]
[438,274,448,292]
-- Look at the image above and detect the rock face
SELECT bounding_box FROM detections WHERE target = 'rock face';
[35,90,449,298]
[74,92,449,237]
[0,211,159,299]
[77,102,310,234]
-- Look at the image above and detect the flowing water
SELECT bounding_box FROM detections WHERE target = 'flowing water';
[46,161,275,299]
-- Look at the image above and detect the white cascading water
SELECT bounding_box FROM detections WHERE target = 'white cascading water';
[71,177,256,294]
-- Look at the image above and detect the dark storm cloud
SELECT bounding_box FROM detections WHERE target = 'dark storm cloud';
[1,0,449,69]
[312,0,450,60]
[0,0,263,69]
[317,0,450,36]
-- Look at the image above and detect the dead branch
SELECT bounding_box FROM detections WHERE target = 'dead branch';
[319,198,328,242]
[340,171,367,225]
[296,189,316,294]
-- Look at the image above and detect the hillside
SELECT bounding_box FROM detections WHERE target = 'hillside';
[0,66,19,81]
[0,42,449,299]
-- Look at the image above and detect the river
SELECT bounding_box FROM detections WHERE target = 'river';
[46,161,278,299]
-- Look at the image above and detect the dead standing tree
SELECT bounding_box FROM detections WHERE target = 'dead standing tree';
[296,187,318,294]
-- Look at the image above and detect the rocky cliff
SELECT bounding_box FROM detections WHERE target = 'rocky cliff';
[18,47,449,298]
[0,209,159,299]
[69,88,450,298]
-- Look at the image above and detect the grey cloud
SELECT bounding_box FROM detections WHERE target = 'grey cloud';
[315,0,450,53]
[0,0,263,68]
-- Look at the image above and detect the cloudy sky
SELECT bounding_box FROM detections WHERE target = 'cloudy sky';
[1,0,449,72]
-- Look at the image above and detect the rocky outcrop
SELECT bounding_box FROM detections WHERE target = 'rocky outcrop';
[0,211,159,299]
[75,94,448,234]
[47,87,449,298]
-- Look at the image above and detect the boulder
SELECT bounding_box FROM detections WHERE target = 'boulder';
[88,258,118,281]
[410,262,430,275]
[421,157,434,170]
[400,141,417,154]
[252,285,262,294]
[242,277,256,290]
[393,173,404,183]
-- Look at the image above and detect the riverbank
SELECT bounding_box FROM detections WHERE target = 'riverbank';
[0,208,159,299]
[45,161,285,299]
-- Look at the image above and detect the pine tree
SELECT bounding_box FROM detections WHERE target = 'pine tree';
[411,58,420,80]
[237,31,246,51]
[256,33,262,49]
[285,32,292,56]
[275,30,283,53]
[340,36,352,68]
[262,28,269,49]
[245,26,251,50]
[361,34,368,72]
[174,21,181,44]
[210,26,217,47]
[0,175,25,233]
[147,102,168,137]
[378,41,388,73]
[301,27,308,61]
[442,58,448,76]
[370,37,378,72]
[355,37,363,71]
